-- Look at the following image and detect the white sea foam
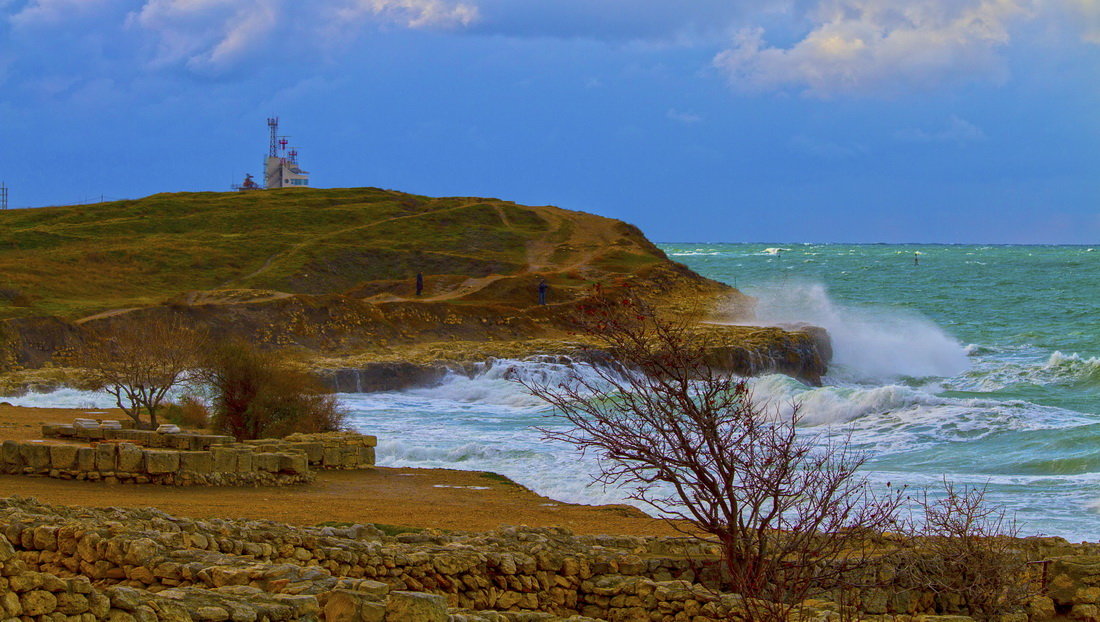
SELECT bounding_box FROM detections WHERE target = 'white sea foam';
[734,282,970,382]
[0,387,117,409]
[950,351,1100,391]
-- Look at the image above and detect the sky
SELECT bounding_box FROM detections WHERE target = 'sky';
[0,0,1097,243]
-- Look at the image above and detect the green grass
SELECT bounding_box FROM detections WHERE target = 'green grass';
[0,186,675,322]
[0,188,561,320]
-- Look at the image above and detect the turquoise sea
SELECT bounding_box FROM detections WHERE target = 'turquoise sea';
[9,243,1100,540]
[663,243,1100,540]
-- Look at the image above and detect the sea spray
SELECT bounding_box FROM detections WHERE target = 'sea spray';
[740,281,970,382]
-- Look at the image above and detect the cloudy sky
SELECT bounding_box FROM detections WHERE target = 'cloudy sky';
[0,0,1097,242]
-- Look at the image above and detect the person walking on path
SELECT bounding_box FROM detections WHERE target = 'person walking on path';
[415,272,424,296]
[538,279,549,305]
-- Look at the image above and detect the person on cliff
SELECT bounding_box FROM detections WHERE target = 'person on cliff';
[415,272,424,296]
[538,279,549,305]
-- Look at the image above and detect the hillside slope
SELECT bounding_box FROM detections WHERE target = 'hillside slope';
[0,187,828,383]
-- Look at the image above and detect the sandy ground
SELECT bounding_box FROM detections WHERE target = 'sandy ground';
[0,404,678,536]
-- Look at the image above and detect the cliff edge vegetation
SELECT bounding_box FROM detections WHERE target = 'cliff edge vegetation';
[0,187,827,384]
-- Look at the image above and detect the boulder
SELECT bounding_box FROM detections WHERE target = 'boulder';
[384,592,447,622]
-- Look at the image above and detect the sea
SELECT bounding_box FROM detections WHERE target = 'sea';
[7,244,1100,541]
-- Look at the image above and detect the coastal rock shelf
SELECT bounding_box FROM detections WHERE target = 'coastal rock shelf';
[0,497,1089,621]
[0,429,377,487]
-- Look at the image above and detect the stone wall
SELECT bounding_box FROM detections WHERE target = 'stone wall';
[4,429,379,487]
[41,427,377,472]
[6,497,1094,622]
[0,440,312,486]
[0,528,479,622]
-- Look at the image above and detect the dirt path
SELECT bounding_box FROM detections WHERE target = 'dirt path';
[223,201,488,289]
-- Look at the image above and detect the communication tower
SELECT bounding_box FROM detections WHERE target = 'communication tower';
[263,117,310,189]
[0,182,7,210]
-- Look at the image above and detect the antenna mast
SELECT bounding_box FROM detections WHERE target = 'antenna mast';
[0,182,7,210]
[267,117,279,158]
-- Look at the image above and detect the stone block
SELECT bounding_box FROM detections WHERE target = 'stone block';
[131,430,161,447]
[322,447,342,468]
[358,446,376,466]
[117,443,144,473]
[76,427,105,441]
[95,443,118,472]
[170,435,190,450]
[2,440,23,465]
[20,443,51,470]
[235,449,254,472]
[180,451,214,474]
[49,444,79,470]
[289,442,324,463]
[279,452,309,475]
[362,435,377,448]
[384,591,447,622]
[255,452,281,473]
[341,447,359,468]
[41,424,61,438]
[212,447,236,473]
[76,447,96,471]
[143,450,180,475]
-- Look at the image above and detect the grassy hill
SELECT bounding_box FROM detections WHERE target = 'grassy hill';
[0,187,697,321]
[0,187,837,385]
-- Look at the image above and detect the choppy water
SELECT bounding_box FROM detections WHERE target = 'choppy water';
[7,244,1100,541]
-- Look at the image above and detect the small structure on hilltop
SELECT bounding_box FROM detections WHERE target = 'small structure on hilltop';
[263,117,310,189]
[232,172,261,192]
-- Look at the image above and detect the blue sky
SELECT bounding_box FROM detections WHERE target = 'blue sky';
[0,0,1097,243]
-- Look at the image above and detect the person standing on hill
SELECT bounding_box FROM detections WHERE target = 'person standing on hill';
[538,279,549,305]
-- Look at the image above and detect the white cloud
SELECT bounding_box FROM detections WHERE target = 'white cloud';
[331,0,477,30]
[894,115,986,144]
[1062,0,1100,43]
[9,0,117,26]
[714,0,1032,97]
[123,0,478,74]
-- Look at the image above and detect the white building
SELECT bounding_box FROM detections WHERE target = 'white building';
[264,155,310,189]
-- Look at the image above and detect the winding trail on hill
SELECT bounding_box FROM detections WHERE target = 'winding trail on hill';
[213,200,612,304]
[220,200,489,290]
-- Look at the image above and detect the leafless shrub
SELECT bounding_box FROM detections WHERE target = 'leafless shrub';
[899,480,1036,620]
[520,293,903,621]
[76,316,206,429]
[197,340,346,440]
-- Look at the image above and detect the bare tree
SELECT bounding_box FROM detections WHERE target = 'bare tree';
[520,293,902,620]
[76,315,206,429]
[899,480,1036,620]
